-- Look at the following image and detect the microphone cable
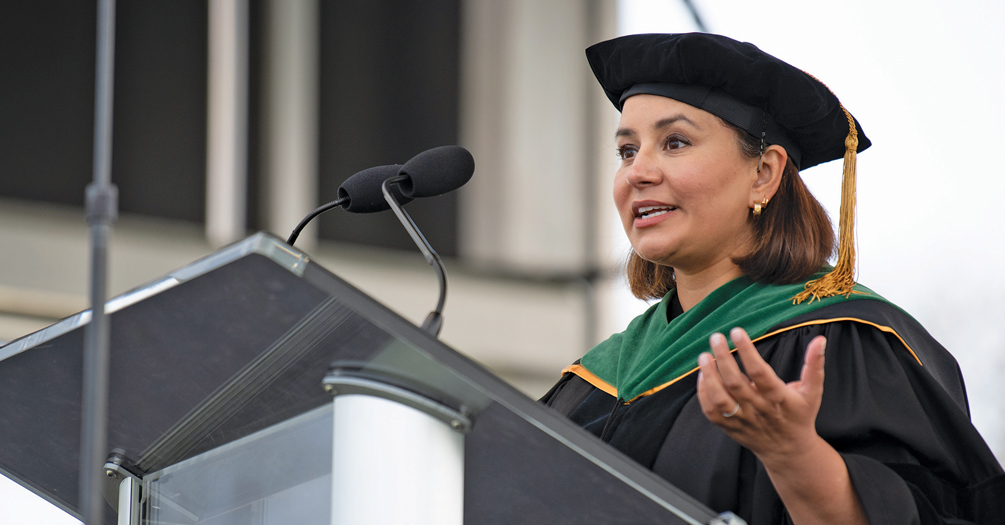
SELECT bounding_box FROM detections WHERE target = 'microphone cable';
[286,196,347,246]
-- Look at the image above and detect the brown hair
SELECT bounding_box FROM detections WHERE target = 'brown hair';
[626,122,835,300]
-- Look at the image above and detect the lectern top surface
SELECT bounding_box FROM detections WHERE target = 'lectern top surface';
[0,233,716,525]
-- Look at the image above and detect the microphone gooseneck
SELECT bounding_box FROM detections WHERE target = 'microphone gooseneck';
[383,145,474,336]
[381,175,448,337]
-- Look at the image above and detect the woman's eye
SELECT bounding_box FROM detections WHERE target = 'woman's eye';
[617,145,638,160]
[664,135,689,150]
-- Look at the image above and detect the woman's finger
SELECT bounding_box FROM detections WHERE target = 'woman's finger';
[697,351,741,419]
[797,335,827,403]
[730,327,787,403]
[708,332,755,401]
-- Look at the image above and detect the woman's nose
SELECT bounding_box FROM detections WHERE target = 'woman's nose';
[625,149,662,188]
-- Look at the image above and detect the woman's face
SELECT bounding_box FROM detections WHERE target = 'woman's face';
[614,94,759,275]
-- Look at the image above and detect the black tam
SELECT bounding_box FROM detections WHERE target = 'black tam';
[586,33,871,170]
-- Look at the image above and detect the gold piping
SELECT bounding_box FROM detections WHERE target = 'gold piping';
[567,317,923,403]
[562,363,618,397]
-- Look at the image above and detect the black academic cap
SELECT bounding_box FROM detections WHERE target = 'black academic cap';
[587,33,870,302]
[586,32,870,171]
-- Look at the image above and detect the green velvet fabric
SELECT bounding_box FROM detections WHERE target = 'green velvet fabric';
[581,271,894,401]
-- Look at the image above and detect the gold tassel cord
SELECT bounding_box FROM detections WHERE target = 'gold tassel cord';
[793,105,862,304]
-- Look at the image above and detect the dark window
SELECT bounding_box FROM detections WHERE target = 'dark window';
[0,1,98,207]
[112,1,208,222]
[0,1,208,223]
[316,0,461,257]
[2,1,461,257]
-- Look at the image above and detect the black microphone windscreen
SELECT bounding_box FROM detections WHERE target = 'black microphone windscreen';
[398,146,475,199]
[337,164,412,213]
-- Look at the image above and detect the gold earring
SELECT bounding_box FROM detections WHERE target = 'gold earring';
[753,198,768,217]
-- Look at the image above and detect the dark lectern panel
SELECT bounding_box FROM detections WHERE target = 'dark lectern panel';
[108,254,330,465]
[0,326,85,513]
[466,403,688,524]
[0,233,718,525]
[165,311,394,470]
[0,251,331,519]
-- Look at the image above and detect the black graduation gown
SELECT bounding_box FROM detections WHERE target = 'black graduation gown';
[541,298,1005,524]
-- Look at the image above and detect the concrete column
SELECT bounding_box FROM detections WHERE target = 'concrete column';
[263,0,319,249]
[459,0,616,276]
[460,0,618,346]
[584,1,628,345]
[206,0,249,247]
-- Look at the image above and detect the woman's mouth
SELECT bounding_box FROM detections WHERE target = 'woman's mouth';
[632,203,678,227]
[636,205,676,219]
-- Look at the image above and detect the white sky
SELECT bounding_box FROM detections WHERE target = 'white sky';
[4,1,1003,522]
[613,0,1005,462]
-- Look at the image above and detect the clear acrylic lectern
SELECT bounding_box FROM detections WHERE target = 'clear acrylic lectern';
[0,233,739,525]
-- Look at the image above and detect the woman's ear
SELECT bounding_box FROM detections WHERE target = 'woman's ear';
[751,144,786,202]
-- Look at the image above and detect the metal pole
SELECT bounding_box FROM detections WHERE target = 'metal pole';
[381,177,447,336]
[81,0,119,523]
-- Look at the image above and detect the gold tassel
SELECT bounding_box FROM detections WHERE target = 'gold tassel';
[793,105,862,304]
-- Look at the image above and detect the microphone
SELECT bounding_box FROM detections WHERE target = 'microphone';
[285,145,476,339]
[337,164,411,213]
[286,165,411,246]
[380,146,475,337]
[396,146,475,199]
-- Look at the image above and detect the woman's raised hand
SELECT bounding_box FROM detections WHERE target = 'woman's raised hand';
[695,327,825,462]
[696,328,867,525]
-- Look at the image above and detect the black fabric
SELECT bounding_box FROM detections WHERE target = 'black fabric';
[540,365,593,417]
[541,300,1004,524]
[664,291,684,323]
[844,454,921,525]
[889,463,1005,524]
[586,33,871,170]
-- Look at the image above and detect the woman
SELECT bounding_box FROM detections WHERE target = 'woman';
[542,33,1004,524]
